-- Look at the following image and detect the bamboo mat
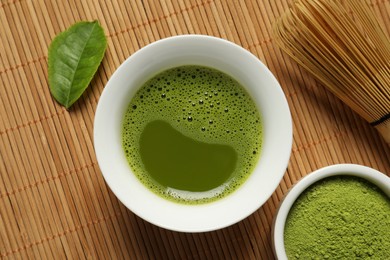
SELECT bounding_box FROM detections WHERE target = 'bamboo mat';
[0,0,389,259]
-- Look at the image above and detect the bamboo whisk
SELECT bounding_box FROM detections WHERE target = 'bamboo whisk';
[274,0,390,144]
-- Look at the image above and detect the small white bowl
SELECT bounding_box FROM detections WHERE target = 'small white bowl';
[272,164,390,259]
[94,35,292,232]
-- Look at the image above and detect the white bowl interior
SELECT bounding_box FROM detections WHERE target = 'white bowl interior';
[94,35,292,232]
[272,164,390,260]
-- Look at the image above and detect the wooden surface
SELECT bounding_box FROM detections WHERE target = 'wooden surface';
[0,0,389,259]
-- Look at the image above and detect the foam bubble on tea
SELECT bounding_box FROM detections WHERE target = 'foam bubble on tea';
[122,65,262,204]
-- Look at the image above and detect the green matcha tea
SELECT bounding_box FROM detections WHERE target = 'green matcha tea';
[122,65,262,204]
[284,176,390,259]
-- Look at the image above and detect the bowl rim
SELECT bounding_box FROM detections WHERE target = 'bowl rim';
[272,163,390,259]
[94,34,293,232]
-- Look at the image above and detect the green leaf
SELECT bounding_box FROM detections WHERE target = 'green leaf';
[48,21,107,109]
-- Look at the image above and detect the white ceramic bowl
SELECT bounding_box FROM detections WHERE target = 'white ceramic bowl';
[94,35,292,232]
[272,164,390,259]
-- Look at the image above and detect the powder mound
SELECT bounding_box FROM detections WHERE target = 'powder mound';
[284,176,390,259]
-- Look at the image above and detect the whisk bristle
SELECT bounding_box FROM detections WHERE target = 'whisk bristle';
[274,0,390,143]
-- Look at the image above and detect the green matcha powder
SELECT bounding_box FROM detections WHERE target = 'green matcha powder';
[284,176,390,259]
